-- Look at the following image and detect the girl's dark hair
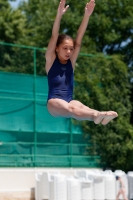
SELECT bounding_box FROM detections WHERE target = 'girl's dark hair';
[56,34,74,47]
[116,176,119,180]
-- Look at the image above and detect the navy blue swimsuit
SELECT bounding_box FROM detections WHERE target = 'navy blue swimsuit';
[47,56,74,102]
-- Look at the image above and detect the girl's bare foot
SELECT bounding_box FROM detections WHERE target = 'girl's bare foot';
[94,112,108,124]
[101,111,118,125]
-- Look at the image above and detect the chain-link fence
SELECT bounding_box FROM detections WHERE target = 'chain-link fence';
[0,42,101,167]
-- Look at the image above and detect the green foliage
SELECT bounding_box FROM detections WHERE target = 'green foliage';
[0,0,26,43]
[19,0,58,47]
[0,0,32,74]
[0,45,46,75]
[74,54,133,171]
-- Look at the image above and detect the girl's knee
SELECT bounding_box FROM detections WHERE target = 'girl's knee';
[70,100,84,109]
[68,104,83,119]
[68,104,75,114]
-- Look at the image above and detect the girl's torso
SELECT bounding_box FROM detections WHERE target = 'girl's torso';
[47,56,74,102]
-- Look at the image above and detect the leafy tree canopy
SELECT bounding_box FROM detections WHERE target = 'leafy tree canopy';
[75,54,133,171]
[0,0,27,43]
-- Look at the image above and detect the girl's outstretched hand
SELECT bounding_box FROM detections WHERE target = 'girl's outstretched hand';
[85,0,96,16]
[57,0,69,16]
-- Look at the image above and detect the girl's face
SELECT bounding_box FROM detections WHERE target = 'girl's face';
[56,39,74,63]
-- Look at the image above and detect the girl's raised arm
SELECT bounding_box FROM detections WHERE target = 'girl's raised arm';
[45,0,69,63]
[71,0,95,68]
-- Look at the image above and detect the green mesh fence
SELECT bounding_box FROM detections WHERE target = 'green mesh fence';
[0,42,101,167]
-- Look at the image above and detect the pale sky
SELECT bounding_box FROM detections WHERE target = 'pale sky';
[9,0,27,8]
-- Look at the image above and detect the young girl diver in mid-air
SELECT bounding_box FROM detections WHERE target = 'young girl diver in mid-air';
[45,0,118,125]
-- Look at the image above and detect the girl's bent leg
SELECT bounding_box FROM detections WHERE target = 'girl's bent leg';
[47,99,118,124]
[47,99,99,121]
